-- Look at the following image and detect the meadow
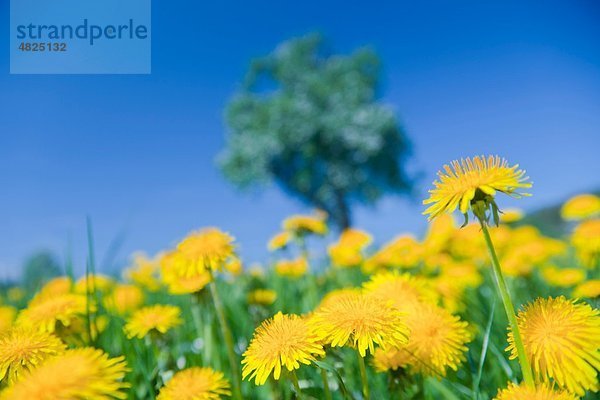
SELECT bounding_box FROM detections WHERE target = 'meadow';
[0,155,599,399]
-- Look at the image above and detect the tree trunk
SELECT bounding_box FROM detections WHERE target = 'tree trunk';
[334,191,351,231]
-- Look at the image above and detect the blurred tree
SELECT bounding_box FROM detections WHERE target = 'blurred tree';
[22,251,61,293]
[219,34,413,230]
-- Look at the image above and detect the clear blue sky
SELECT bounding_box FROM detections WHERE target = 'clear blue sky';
[1,1,599,279]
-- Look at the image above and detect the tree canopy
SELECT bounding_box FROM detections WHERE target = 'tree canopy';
[219,34,413,230]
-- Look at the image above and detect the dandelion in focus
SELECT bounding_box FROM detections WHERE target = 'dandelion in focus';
[508,296,600,396]
[242,312,324,385]
[124,304,182,339]
[157,367,231,400]
[0,328,65,384]
[310,291,409,357]
[561,194,600,221]
[0,348,128,400]
[423,155,531,222]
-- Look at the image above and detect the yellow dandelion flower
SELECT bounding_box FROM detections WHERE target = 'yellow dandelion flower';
[310,292,409,357]
[399,303,472,376]
[160,251,212,295]
[494,382,578,400]
[501,208,524,223]
[175,227,236,273]
[0,348,128,400]
[338,229,373,249]
[507,296,600,396]
[225,257,243,276]
[422,214,456,255]
[124,305,182,339]
[268,231,292,251]
[36,277,72,301]
[364,235,422,273]
[282,214,328,236]
[0,306,16,334]
[0,328,65,384]
[247,289,277,306]
[541,266,585,288]
[363,271,438,314]
[274,257,308,278]
[242,312,324,385]
[561,194,600,221]
[328,229,373,268]
[371,347,412,373]
[17,293,89,333]
[104,284,144,316]
[573,280,600,299]
[572,219,600,268]
[158,367,231,400]
[423,155,531,221]
[124,252,162,291]
[74,274,115,294]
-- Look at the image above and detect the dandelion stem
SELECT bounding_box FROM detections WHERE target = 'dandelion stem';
[357,351,370,400]
[477,217,534,387]
[320,368,332,400]
[209,278,242,400]
[290,370,304,399]
[191,293,211,365]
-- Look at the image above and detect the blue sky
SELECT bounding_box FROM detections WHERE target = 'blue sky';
[1,1,599,279]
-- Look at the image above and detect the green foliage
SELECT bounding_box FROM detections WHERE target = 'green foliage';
[219,34,413,229]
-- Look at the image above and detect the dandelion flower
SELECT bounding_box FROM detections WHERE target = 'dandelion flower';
[500,208,524,223]
[561,194,600,221]
[268,231,292,251]
[363,271,438,313]
[0,328,65,384]
[175,228,236,273]
[282,214,328,236]
[573,280,600,299]
[104,284,144,316]
[124,305,182,339]
[124,252,162,291]
[328,229,372,268]
[310,292,409,357]
[242,312,324,385]
[364,235,423,272]
[158,367,231,400]
[399,303,471,376]
[423,155,531,221]
[572,219,600,268]
[36,277,72,300]
[507,296,600,396]
[74,274,115,294]
[0,306,16,334]
[315,288,363,312]
[17,293,89,333]
[494,382,578,400]
[541,266,585,288]
[161,251,212,295]
[247,289,277,306]
[0,348,128,400]
[274,257,308,278]
[371,347,412,373]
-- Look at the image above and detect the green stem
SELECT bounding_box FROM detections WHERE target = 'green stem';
[209,278,242,400]
[191,294,211,365]
[290,370,304,399]
[478,219,534,387]
[320,368,332,400]
[357,351,370,400]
